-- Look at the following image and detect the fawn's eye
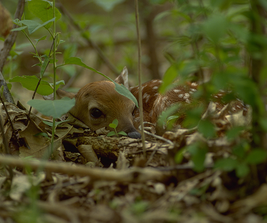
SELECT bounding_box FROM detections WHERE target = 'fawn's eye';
[90,108,103,119]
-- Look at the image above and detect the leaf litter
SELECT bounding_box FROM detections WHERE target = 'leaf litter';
[0,102,266,223]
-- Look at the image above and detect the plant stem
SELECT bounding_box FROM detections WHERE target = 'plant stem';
[50,0,57,156]
[134,0,146,157]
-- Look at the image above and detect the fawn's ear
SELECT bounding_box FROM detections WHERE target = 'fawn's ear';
[56,89,76,99]
[114,66,129,89]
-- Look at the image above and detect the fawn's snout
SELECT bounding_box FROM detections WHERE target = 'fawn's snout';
[69,81,141,139]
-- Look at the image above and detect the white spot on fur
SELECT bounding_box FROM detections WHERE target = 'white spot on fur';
[153,86,158,90]
[236,105,241,109]
[191,82,197,87]
[185,99,190,104]
[178,94,184,98]
[143,92,150,102]
[174,89,181,93]
[184,93,190,99]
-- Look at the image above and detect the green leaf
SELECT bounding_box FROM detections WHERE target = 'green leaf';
[11,26,28,32]
[109,119,118,129]
[214,158,238,171]
[174,147,186,164]
[157,103,180,128]
[109,123,117,129]
[35,36,47,43]
[28,97,75,119]
[187,143,207,172]
[64,57,112,81]
[114,82,139,108]
[9,76,64,96]
[118,131,127,136]
[94,0,124,11]
[63,57,138,107]
[20,18,56,34]
[28,0,61,28]
[197,119,216,138]
[236,163,250,178]
[202,14,228,43]
[245,149,267,164]
[159,64,179,94]
[232,143,247,159]
[107,131,116,137]
[226,126,245,141]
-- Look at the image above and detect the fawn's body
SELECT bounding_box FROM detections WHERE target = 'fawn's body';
[57,67,247,138]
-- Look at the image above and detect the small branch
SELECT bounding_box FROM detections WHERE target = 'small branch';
[0,155,171,183]
[0,0,25,103]
[0,95,14,132]
[0,0,25,72]
[135,0,146,156]
[0,110,13,181]
[28,37,55,117]
[0,71,14,103]
[56,2,120,76]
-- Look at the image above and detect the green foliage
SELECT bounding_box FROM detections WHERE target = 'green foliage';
[107,119,127,137]
[215,145,267,177]
[157,103,180,130]
[186,143,208,172]
[28,0,61,28]
[13,18,56,34]
[27,97,75,119]
[9,76,64,96]
[197,119,216,139]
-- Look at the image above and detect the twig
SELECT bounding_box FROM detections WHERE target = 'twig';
[0,155,171,183]
[28,39,55,117]
[135,0,146,156]
[0,71,14,103]
[56,2,120,76]
[0,0,25,103]
[0,95,14,132]
[0,110,13,180]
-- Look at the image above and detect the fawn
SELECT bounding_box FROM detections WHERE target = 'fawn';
[57,67,247,138]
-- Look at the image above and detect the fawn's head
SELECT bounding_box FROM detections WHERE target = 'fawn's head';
[57,68,141,139]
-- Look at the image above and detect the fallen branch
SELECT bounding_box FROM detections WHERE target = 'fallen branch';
[0,155,171,183]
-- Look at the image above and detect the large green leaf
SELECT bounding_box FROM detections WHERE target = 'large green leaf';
[28,0,61,29]
[28,97,75,119]
[245,149,267,164]
[63,57,138,107]
[114,82,138,108]
[9,76,64,96]
[202,14,228,43]
[64,57,112,81]
[18,18,55,34]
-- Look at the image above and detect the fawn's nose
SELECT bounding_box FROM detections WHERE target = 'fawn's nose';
[127,131,141,139]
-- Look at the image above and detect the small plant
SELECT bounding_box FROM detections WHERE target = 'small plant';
[107,119,127,137]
